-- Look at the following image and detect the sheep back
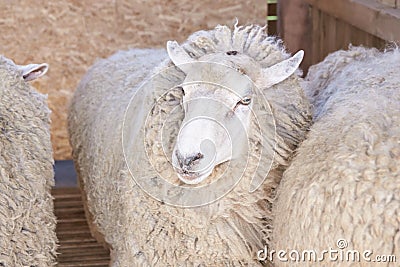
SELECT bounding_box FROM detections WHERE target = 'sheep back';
[273,47,400,266]
[0,56,57,266]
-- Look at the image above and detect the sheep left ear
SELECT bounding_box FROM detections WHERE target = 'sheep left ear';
[256,50,304,89]
[18,63,49,82]
[167,41,196,74]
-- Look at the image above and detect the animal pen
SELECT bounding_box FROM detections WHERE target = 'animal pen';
[0,0,399,266]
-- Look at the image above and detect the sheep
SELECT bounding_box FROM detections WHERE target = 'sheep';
[0,56,57,266]
[272,46,400,266]
[68,24,312,266]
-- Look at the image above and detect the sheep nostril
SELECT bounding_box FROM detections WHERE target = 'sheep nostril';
[183,152,204,167]
[193,152,204,161]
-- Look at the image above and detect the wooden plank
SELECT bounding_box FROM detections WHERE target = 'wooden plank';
[269,3,277,16]
[58,254,110,261]
[54,200,84,209]
[372,34,387,48]
[352,29,363,47]
[58,240,106,249]
[305,0,400,41]
[53,194,82,201]
[267,2,278,35]
[57,228,92,236]
[268,20,278,36]
[52,188,110,265]
[58,246,109,255]
[326,14,337,54]
[335,16,346,50]
[57,220,90,229]
[267,0,277,18]
[278,0,309,39]
[52,187,82,196]
[342,21,353,48]
[57,218,88,224]
[364,33,374,47]
[55,209,86,218]
[319,9,327,62]
[311,7,321,65]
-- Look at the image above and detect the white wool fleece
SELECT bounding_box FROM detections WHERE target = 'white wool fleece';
[273,47,400,267]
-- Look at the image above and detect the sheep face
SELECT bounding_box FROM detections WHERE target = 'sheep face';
[167,41,304,185]
[172,55,256,185]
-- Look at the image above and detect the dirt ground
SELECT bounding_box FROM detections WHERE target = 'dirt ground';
[0,0,267,159]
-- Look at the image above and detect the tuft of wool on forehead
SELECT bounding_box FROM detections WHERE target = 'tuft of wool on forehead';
[180,24,289,67]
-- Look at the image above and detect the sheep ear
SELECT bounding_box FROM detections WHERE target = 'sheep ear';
[256,50,304,89]
[167,41,195,74]
[18,63,49,82]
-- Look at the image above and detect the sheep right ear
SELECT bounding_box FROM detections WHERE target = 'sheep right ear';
[18,63,49,82]
[256,50,304,89]
[167,41,196,74]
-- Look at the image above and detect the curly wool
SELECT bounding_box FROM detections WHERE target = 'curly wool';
[68,24,311,266]
[0,56,57,266]
[272,47,400,266]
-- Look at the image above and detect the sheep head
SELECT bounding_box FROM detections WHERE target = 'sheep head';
[167,41,304,185]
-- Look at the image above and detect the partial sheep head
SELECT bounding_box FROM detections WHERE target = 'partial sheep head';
[1,56,49,82]
[167,41,304,185]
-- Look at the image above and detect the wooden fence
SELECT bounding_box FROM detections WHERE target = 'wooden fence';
[279,0,400,71]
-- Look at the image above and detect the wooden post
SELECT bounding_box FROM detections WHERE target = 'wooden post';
[278,0,312,73]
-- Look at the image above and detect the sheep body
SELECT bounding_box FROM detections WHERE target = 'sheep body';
[272,47,400,266]
[68,25,311,266]
[0,56,57,266]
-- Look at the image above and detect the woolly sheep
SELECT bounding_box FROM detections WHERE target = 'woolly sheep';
[0,56,57,266]
[68,24,312,266]
[272,47,400,266]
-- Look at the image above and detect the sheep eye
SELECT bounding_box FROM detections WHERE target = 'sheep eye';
[226,50,238,56]
[239,96,251,105]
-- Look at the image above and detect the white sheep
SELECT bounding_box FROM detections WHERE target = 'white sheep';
[272,47,400,266]
[68,24,312,266]
[0,56,57,266]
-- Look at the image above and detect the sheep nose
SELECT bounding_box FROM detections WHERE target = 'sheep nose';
[176,151,204,169]
[184,152,204,166]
